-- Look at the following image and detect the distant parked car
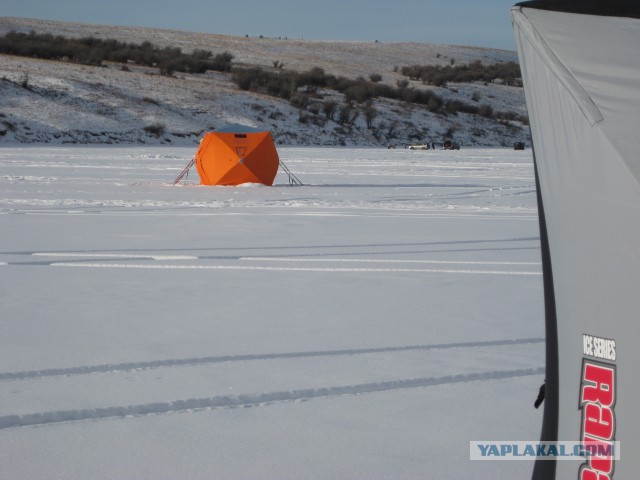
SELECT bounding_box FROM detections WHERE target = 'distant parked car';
[408,144,430,150]
[443,140,460,150]
[514,142,525,150]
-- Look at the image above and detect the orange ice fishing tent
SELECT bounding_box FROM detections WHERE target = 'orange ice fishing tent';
[194,125,280,186]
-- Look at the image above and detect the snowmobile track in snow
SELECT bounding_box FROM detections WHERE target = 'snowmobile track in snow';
[0,367,544,429]
[0,337,544,381]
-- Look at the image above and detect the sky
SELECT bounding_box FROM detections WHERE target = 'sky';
[1,0,520,51]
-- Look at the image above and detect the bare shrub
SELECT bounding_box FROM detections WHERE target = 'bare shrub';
[323,100,337,121]
[143,123,166,136]
[478,104,494,118]
[363,101,378,129]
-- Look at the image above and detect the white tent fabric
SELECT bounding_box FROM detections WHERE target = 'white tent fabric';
[513,5,640,479]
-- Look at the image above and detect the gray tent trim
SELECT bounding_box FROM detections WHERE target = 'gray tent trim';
[516,0,640,17]
[531,147,559,480]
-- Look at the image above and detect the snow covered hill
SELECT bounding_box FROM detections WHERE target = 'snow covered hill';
[0,17,529,147]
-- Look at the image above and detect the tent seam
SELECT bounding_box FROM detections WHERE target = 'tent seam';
[512,7,604,127]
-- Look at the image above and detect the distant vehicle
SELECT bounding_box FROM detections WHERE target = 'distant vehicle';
[514,142,525,150]
[408,144,430,150]
[443,140,460,150]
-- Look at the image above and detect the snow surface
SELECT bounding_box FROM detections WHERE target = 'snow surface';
[0,146,544,479]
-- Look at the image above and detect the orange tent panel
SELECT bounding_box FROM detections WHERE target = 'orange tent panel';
[195,127,280,186]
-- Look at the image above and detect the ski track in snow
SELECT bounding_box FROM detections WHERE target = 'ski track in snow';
[0,367,544,430]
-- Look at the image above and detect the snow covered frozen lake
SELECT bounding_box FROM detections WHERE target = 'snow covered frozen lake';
[0,146,545,479]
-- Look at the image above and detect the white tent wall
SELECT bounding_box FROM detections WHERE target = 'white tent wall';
[513,4,640,480]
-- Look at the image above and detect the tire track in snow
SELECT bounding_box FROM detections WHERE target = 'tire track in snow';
[0,337,544,381]
[50,262,542,275]
[0,367,544,429]
[243,257,541,266]
[32,253,198,260]
[0,237,540,256]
